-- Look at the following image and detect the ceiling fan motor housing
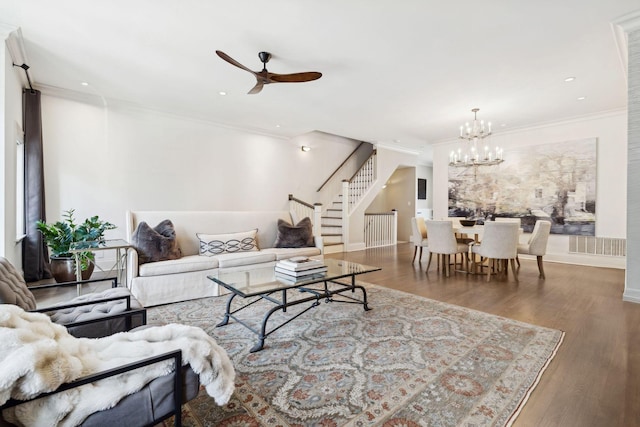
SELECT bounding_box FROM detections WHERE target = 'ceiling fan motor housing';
[258,51,271,64]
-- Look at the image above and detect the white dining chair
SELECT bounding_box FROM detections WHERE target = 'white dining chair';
[471,221,520,282]
[411,217,429,263]
[517,220,552,279]
[425,220,471,277]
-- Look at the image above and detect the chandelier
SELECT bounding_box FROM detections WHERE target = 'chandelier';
[449,108,504,168]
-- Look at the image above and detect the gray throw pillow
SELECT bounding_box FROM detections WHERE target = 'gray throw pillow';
[274,217,315,248]
[131,220,182,264]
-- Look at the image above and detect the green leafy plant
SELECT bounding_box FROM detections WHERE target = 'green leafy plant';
[36,209,116,271]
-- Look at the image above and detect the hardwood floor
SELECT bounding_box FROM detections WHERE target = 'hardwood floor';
[29,244,638,426]
[326,243,639,427]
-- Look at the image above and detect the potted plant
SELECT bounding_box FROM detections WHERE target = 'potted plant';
[36,209,116,282]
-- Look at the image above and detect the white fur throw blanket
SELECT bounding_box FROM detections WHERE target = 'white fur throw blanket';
[0,305,235,426]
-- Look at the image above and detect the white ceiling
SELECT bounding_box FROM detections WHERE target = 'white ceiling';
[1,1,638,165]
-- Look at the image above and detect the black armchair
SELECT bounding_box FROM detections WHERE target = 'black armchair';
[0,305,235,427]
[0,349,200,427]
[0,256,146,338]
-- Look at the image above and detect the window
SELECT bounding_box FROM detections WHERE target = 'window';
[15,122,25,241]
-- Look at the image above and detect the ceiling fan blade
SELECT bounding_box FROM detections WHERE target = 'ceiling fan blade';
[215,50,257,75]
[269,71,322,83]
[248,81,264,94]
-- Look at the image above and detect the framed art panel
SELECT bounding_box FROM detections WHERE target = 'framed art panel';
[448,138,596,235]
[417,178,427,200]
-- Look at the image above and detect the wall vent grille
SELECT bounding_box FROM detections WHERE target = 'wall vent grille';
[568,236,626,257]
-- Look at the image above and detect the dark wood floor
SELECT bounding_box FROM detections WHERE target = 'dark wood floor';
[326,243,639,427]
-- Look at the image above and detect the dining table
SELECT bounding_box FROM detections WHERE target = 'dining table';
[454,225,485,242]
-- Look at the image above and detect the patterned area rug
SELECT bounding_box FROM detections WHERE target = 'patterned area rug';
[148,282,563,426]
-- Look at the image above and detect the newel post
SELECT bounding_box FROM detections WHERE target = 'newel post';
[313,203,323,244]
[342,180,350,251]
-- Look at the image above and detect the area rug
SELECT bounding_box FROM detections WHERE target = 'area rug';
[148,282,563,426]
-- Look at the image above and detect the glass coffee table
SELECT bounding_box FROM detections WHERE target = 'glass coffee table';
[208,259,381,352]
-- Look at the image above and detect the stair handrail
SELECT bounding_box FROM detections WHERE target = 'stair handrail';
[287,194,323,247]
[316,141,366,192]
[288,194,314,209]
[347,149,377,183]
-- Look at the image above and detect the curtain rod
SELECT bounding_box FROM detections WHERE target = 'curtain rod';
[13,63,35,93]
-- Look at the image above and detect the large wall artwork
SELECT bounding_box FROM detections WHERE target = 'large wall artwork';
[448,138,597,235]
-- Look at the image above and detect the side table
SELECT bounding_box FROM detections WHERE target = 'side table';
[69,239,132,295]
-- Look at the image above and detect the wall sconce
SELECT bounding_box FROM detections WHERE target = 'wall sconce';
[301,146,311,152]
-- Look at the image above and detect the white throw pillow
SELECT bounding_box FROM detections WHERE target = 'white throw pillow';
[197,229,259,256]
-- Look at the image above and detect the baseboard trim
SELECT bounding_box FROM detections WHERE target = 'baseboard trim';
[623,288,640,304]
[346,242,367,252]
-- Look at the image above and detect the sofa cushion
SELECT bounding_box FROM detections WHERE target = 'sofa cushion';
[261,247,322,260]
[139,255,219,277]
[132,220,182,264]
[273,217,314,248]
[215,251,277,268]
[197,229,259,256]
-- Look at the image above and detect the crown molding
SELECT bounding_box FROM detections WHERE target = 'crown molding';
[37,83,107,106]
[374,142,419,156]
[5,28,27,65]
[37,83,289,141]
[611,9,640,80]
[0,22,19,39]
[614,9,640,33]
[431,108,627,146]
[3,27,32,89]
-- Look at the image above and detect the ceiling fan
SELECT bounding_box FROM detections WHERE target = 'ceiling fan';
[215,50,322,94]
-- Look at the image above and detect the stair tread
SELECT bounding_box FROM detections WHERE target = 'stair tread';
[321,216,342,219]
[322,233,343,236]
[323,242,344,246]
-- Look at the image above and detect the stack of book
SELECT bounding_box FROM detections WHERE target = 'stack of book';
[274,256,327,282]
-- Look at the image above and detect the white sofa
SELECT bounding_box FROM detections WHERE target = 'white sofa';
[125,210,323,306]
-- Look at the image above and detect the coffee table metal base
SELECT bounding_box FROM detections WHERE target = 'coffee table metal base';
[217,277,370,352]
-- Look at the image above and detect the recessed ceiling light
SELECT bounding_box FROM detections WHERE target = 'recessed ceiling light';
[81,82,89,86]
[577,96,586,101]
[218,91,227,96]
[275,124,281,128]
[500,123,507,127]
[564,77,576,82]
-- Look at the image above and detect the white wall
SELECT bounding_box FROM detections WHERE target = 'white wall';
[1,37,24,266]
[624,23,640,302]
[347,146,416,250]
[366,166,415,241]
[433,111,627,268]
[415,164,433,219]
[39,95,361,244]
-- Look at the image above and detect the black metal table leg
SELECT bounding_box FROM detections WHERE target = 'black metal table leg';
[216,293,237,327]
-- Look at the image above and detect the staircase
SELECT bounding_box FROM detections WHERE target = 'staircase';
[321,195,344,254]
[289,143,399,253]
